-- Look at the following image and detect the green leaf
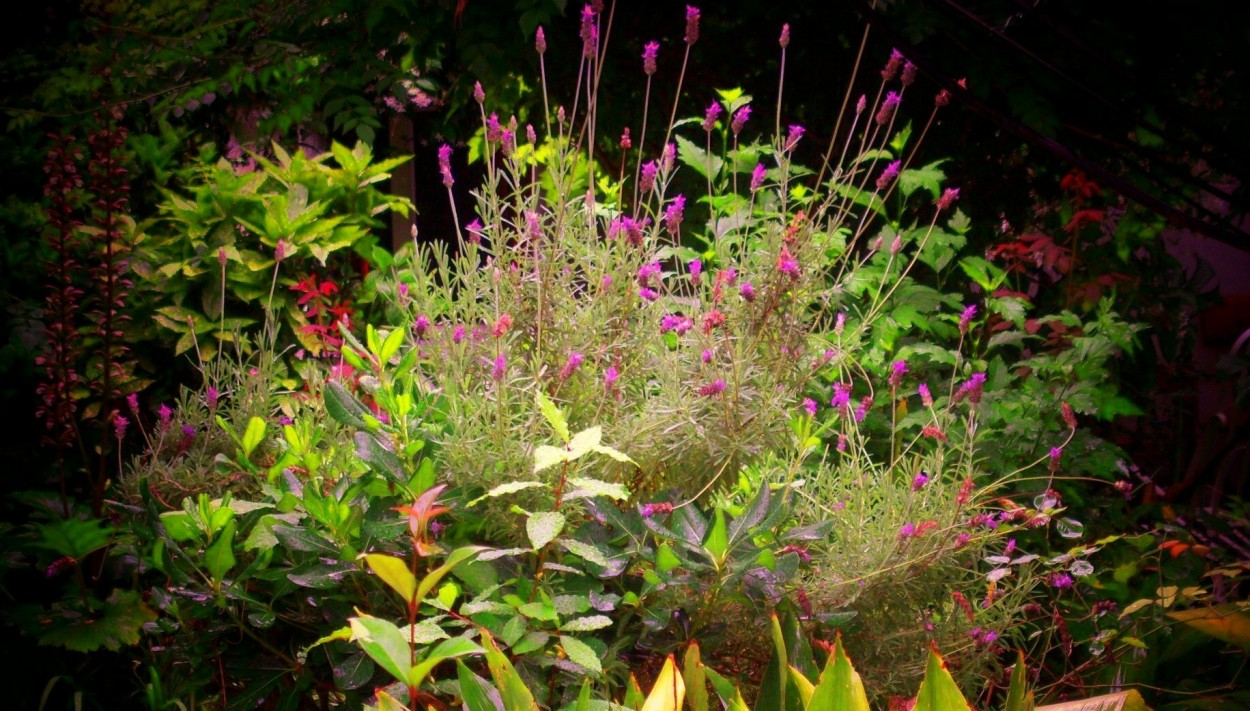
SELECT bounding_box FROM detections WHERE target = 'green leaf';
[241,416,267,458]
[1003,651,1034,711]
[398,621,451,645]
[675,135,724,181]
[379,326,405,364]
[37,589,156,652]
[457,660,505,711]
[365,553,416,603]
[809,634,870,711]
[534,444,568,473]
[35,518,115,558]
[914,647,972,711]
[656,543,682,573]
[324,381,372,429]
[703,509,729,565]
[566,426,603,458]
[558,538,611,566]
[332,650,375,691]
[565,477,630,501]
[640,654,683,710]
[787,666,815,708]
[526,512,566,551]
[348,614,412,684]
[408,636,483,688]
[899,160,947,200]
[205,519,237,582]
[560,615,613,632]
[560,635,602,674]
[683,642,709,711]
[482,631,540,710]
[469,481,548,506]
[415,547,486,612]
[536,390,570,444]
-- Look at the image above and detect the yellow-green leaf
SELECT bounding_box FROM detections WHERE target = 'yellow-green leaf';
[641,655,685,711]
[365,553,416,603]
[809,633,870,711]
[914,647,972,711]
[1167,605,1250,651]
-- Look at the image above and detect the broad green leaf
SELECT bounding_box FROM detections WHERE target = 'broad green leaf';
[567,426,603,458]
[899,160,947,200]
[527,512,566,551]
[374,690,407,711]
[536,391,570,444]
[624,675,646,710]
[457,660,506,711]
[809,634,870,711]
[703,509,729,565]
[641,654,684,711]
[656,543,682,573]
[675,135,724,181]
[560,635,602,674]
[205,519,236,582]
[408,636,483,688]
[415,547,486,612]
[348,614,412,684]
[397,621,450,644]
[534,444,568,473]
[560,615,613,632]
[914,647,972,711]
[241,416,267,458]
[365,553,416,603]
[558,538,611,566]
[482,631,540,710]
[470,481,547,506]
[566,477,630,501]
[378,326,405,364]
[787,666,815,707]
[324,381,372,429]
[703,668,750,711]
[591,445,636,465]
[37,589,156,653]
[35,518,115,558]
[1004,651,1034,711]
[683,642,709,711]
[1167,605,1250,651]
[158,511,198,542]
[332,650,374,691]
[575,678,593,711]
[757,613,788,711]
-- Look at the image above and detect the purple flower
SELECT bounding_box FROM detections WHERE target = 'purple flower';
[901,61,917,87]
[1004,538,1017,556]
[1049,446,1063,473]
[856,94,867,114]
[958,303,977,335]
[661,142,677,172]
[875,91,900,125]
[750,163,767,192]
[935,88,951,107]
[937,187,960,211]
[640,160,658,193]
[739,281,756,302]
[486,113,502,142]
[206,386,219,410]
[638,261,662,287]
[802,397,817,416]
[642,41,659,75]
[453,325,466,344]
[912,472,929,491]
[604,365,619,389]
[830,382,851,412]
[126,393,140,414]
[854,396,872,423]
[899,522,916,540]
[882,49,904,81]
[602,274,612,289]
[731,105,751,135]
[698,378,726,397]
[491,354,507,381]
[889,359,908,389]
[559,351,585,380]
[777,246,799,277]
[953,532,971,548]
[957,372,987,405]
[784,124,805,151]
[835,311,847,335]
[836,434,848,452]
[638,287,660,302]
[918,383,933,407]
[466,218,483,245]
[580,5,598,58]
[536,26,547,54]
[527,124,537,145]
[688,259,703,285]
[876,160,901,192]
[438,144,454,188]
[664,195,686,236]
[639,502,674,518]
[474,81,485,104]
[1050,573,1074,589]
[779,23,790,48]
[113,414,129,440]
[701,348,713,363]
[684,5,700,45]
[660,314,692,335]
[158,403,173,424]
[703,102,722,132]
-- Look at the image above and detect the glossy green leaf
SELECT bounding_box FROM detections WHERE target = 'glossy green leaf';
[914,647,972,711]
[365,553,416,603]
[787,666,815,707]
[408,636,482,688]
[415,547,486,612]
[703,509,728,565]
[205,519,236,582]
[241,416,267,458]
[324,380,372,429]
[809,634,870,711]
[348,614,412,684]
[469,481,547,506]
[457,660,505,711]
[378,326,405,364]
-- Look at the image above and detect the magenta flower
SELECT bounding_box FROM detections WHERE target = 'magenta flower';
[912,472,930,491]
[536,26,547,54]
[739,281,756,302]
[935,88,951,107]
[958,303,977,335]
[637,261,662,287]
[580,5,598,58]
[661,142,677,172]
[1050,573,1074,589]
[113,414,129,440]
[876,160,901,191]
[620,127,632,149]
[638,287,660,302]
[777,246,800,277]
[206,386,219,410]
[642,41,659,75]
[779,23,790,48]
[664,195,686,236]
[901,61,917,87]
[660,314,693,335]
[126,393,140,414]
[875,91,900,125]
[486,113,502,142]
[703,102,722,132]
[438,144,454,187]
[698,378,726,397]
[453,325,466,344]
[560,351,585,380]
[835,311,846,336]
[701,348,713,363]
[889,359,908,389]
[684,5,700,45]
[836,434,848,452]
[474,81,485,104]
[882,48,904,81]
[899,522,916,540]
[784,124,805,151]
[731,105,751,135]
[640,160,658,193]
[415,314,430,338]
[856,94,867,114]
[953,532,971,548]
[750,163,767,192]
[936,187,960,211]
[689,258,703,283]
[604,365,619,388]
[1049,446,1063,473]
[919,383,934,407]
[158,403,173,424]
[831,382,851,412]
[802,397,817,416]
[854,396,872,423]
[491,354,507,382]
[957,372,987,405]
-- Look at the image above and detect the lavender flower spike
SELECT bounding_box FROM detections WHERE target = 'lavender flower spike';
[684,6,701,45]
[438,144,454,188]
[642,41,659,75]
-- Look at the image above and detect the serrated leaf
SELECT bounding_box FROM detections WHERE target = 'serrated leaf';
[536,391,570,444]
[37,590,156,653]
[559,635,602,674]
[527,512,566,551]
[560,615,613,632]
[566,477,630,501]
